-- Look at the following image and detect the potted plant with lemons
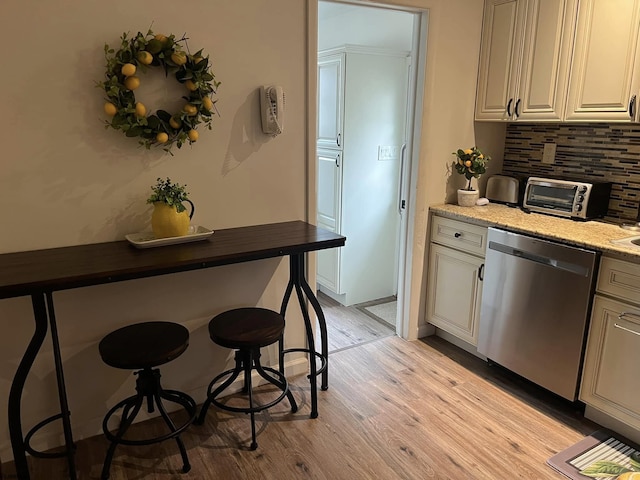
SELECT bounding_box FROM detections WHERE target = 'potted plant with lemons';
[452,146,490,206]
[147,177,195,238]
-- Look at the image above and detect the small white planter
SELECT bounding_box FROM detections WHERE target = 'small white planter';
[457,189,479,207]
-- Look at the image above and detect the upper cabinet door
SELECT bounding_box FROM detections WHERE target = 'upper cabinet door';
[475,0,526,121]
[565,0,640,121]
[517,0,577,120]
[476,0,577,122]
[317,53,344,149]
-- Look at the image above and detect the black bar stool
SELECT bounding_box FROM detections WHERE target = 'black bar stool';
[195,307,298,449]
[98,321,196,480]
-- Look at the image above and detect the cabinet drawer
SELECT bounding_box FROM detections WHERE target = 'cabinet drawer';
[597,256,640,306]
[430,216,488,257]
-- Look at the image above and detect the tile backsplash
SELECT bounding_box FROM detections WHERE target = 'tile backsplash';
[502,122,640,223]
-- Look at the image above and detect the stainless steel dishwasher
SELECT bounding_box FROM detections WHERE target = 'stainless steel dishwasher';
[477,228,598,401]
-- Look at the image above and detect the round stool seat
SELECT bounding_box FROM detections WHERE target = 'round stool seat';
[99,321,189,370]
[208,307,285,349]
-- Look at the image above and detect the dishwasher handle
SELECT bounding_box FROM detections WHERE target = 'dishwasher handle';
[488,241,591,277]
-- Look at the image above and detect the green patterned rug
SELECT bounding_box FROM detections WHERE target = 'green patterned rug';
[547,429,640,479]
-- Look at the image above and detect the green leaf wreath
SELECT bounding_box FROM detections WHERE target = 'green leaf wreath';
[98,29,220,154]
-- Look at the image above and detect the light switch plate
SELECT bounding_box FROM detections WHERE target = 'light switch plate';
[378,145,400,161]
[542,143,557,164]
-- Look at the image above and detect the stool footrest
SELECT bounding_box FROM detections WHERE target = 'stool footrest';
[281,347,328,377]
[24,412,76,459]
[207,366,292,414]
[103,390,196,446]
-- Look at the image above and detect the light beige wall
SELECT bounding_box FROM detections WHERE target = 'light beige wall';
[1,2,308,251]
[0,0,310,458]
[0,0,508,459]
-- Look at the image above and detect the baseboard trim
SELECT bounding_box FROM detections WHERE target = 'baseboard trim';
[584,405,640,446]
[432,328,486,360]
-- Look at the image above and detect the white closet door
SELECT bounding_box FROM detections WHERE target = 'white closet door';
[340,51,408,305]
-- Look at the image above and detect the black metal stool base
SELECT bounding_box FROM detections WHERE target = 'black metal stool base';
[196,348,297,450]
[24,412,77,459]
[101,367,196,480]
[279,346,328,418]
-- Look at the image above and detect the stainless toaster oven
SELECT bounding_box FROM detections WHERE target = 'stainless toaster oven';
[523,177,612,220]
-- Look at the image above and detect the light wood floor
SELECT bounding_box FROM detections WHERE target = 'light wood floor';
[319,291,396,352]
[3,333,600,479]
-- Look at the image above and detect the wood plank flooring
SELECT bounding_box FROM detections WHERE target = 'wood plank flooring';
[3,334,600,479]
[320,292,395,352]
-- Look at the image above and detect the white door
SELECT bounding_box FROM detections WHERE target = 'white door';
[339,50,408,306]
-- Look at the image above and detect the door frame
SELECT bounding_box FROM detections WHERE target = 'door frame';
[306,0,428,340]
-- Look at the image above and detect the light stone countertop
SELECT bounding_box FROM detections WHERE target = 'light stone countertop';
[429,203,640,261]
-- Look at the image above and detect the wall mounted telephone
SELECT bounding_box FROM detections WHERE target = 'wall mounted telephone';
[260,85,285,136]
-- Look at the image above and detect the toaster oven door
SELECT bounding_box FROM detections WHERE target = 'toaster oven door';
[524,180,577,215]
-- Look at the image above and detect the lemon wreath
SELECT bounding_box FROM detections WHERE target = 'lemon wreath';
[99,29,219,154]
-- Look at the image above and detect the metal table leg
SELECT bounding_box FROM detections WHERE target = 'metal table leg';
[279,253,329,419]
[8,292,77,480]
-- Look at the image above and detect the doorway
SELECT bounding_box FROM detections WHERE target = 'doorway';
[315,1,426,342]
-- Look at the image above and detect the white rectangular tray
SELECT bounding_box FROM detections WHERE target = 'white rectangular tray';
[125,226,214,249]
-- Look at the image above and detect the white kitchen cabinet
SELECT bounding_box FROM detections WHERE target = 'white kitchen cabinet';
[316,46,409,306]
[581,295,640,431]
[475,0,577,122]
[565,0,640,121]
[317,53,344,150]
[580,256,640,432]
[316,148,342,292]
[426,216,488,345]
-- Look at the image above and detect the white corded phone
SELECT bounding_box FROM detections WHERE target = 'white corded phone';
[260,85,285,136]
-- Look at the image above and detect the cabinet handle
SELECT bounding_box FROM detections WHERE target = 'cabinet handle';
[398,143,407,215]
[506,98,513,117]
[335,153,340,168]
[337,133,341,147]
[515,99,521,117]
[618,311,640,322]
[630,95,637,119]
[454,232,462,238]
[478,263,485,281]
[614,322,640,337]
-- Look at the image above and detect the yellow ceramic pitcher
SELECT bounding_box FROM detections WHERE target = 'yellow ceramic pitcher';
[151,199,195,238]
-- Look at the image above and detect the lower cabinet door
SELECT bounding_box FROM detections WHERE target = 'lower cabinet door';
[316,220,341,294]
[580,295,640,430]
[427,244,483,345]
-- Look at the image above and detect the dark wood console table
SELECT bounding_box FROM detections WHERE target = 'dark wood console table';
[0,220,346,480]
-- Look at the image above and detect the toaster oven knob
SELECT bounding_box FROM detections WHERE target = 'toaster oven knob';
[577,195,585,203]
[575,204,583,212]
[579,186,588,193]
